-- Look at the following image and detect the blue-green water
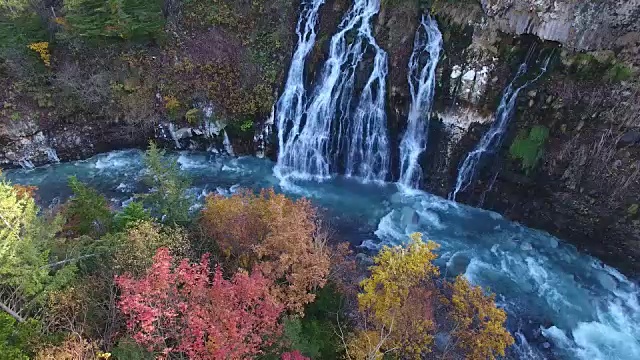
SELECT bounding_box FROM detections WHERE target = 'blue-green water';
[6,150,639,360]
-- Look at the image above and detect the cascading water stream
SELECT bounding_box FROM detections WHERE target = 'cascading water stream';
[398,15,443,189]
[46,147,60,163]
[275,0,325,179]
[275,0,390,183]
[450,51,552,201]
[223,130,234,156]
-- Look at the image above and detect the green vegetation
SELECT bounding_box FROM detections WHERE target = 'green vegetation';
[112,201,150,231]
[63,0,165,42]
[142,142,192,225]
[605,63,634,82]
[567,52,635,83]
[0,12,47,55]
[0,313,40,359]
[66,176,113,236]
[509,125,549,174]
[283,285,345,359]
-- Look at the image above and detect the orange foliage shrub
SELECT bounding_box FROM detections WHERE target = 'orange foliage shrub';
[12,184,38,200]
[200,189,330,314]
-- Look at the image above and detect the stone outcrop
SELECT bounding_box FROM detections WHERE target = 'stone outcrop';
[479,0,640,55]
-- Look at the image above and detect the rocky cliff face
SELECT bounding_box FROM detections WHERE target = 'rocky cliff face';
[480,0,640,56]
[424,0,640,275]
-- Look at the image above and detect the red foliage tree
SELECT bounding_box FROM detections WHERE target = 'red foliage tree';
[115,248,284,359]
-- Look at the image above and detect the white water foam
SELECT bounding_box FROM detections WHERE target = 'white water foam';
[399,15,443,188]
[276,0,390,183]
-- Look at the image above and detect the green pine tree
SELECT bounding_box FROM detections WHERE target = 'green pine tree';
[142,142,192,225]
[64,0,165,41]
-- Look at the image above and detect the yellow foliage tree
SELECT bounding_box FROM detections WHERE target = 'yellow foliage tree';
[27,42,51,67]
[350,234,515,359]
[445,275,515,360]
[356,233,439,358]
[344,330,384,360]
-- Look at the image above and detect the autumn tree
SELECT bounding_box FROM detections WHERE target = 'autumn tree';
[199,189,330,314]
[112,220,190,277]
[349,233,515,359]
[41,222,185,352]
[344,329,385,360]
[116,248,283,359]
[353,233,439,358]
[442,276,514,360]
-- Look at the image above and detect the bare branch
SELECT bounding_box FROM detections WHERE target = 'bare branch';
[0,300,25,323]
[42,254,98,269]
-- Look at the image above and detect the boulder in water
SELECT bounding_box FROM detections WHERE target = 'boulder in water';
[390,192,404,204]
[520,242,533,251]
[174,127,193,140]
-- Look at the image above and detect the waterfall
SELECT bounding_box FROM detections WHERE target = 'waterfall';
[18,159,35,169]
[450,51,552,201]
[223,130,234,156]
[398,15,443,188]
[275,0,325,179]
[275,0,390,183]
[45,147,60,163]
